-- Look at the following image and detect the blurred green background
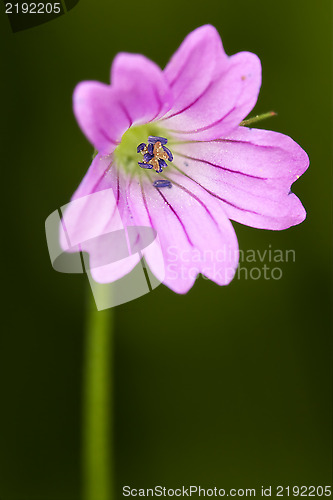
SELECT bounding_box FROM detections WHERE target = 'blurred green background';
[0,0,332,498]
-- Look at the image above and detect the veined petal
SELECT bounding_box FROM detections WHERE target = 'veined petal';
[162,52,261,141]
[60,154,140,282]
[111,53,173,123]
[60,154,117,248]
[127,174,239,294]
[163,25,228,119]
[74,55,173,155]
[171,127,309,230]
[73,82,131,155]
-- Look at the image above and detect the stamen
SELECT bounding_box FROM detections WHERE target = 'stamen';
[158,159,167,169]
[162,145,173,162]
[148,136,168,145]
[137,136,173,174]
[153,180,172,188]
[138,162,153,169]
[143,153,154,162]
[150,157,162,172]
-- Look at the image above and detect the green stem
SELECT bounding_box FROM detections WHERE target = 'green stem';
[240,111,277,126]
[83,288,114,500]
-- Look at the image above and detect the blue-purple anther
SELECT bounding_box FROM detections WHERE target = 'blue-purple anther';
[137,135,173,175]
[153,180,172,188]
[158,159,168,169]
[162,145,173,162]
[148,136,168,145]
[138,162,153,169]
[143,153,154,162]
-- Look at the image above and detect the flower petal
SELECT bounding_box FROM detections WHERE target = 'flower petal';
[60,154,140,282]
[111,53,173,123]
[163,25,228,119]
[171,127,309,230]
[90,252,141,284]
[74,55,173,155]
[73,82,131,155]
[162,51,261,141]
[127,174,239,294]
[60,154,117,247]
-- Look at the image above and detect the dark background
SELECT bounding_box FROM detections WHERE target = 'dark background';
[0,0,332,498]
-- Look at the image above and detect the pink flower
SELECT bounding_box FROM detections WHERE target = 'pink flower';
[62,25,308,294]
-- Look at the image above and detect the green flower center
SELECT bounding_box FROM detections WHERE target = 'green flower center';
[114,124,170,176]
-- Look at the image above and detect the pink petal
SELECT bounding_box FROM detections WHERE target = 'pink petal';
[171,127,309,230]
[111,53,173,123]
[60,154,140,282]
[73,82,130,155]
[163,25,228,119]
[74,55,173,155]
[162,51,261,141]
[89,253,141,284]
[127,174,239,294]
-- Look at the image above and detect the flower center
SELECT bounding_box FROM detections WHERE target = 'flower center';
[113,125,173,176]
[137,136,173,173]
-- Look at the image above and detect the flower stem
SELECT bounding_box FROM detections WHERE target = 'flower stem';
[240,111,277,126]
[83,287,114,500]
